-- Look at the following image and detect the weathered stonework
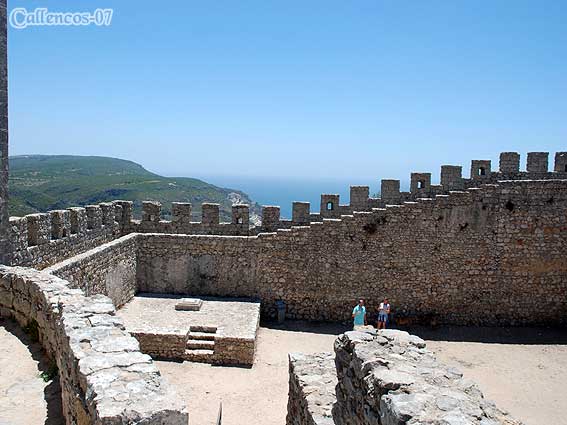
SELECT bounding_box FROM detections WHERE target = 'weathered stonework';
[1,149,566,422]
[333,330,522,424]
[0,266,188,424]
[499,152,520,173]
[287,352,337,425]
[526,152,548,173]
[134,179,567,326]
[8,203,123,269]
[117,294,260,366]
[6,151,567,272]
[46,233,138,308]
[0,0,7,266]
[287,330,522,425]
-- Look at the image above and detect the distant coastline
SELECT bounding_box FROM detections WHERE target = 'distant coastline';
[191,175,385,219]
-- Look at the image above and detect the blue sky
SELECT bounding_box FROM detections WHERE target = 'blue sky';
[7,0,567,182]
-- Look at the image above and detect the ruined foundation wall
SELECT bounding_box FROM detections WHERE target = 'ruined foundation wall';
[131,330,187,360]
[287,352,337,425]
[287,330,521,425]
[0,266,187,425]
[331,330,521,424]
[46,234,138,308]
[137,180,567,326]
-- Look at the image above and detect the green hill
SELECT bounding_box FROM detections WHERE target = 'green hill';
[8,155,260,222]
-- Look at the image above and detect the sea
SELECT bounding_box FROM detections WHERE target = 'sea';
[196,175,384,219]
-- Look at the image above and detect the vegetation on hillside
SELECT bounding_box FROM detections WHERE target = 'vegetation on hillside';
[8,155,260,222]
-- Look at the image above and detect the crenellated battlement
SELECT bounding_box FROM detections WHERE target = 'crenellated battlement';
[7,200,262,268]
[133,178,567,326]
[5,150,567,271]
[8,202,123,268]
[131,201,255,235]
[254,150,567,231]
[5,176,565,327]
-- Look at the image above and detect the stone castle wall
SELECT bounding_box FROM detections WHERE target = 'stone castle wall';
[0,0,8,265]
[6,151,567,274]
[136,234,258,297]
[3,151,567,329]
[8,203,126,269]
[136,179,567,326]
[0,266,187,424]
[6,201,258,269]
[46,233,138,308]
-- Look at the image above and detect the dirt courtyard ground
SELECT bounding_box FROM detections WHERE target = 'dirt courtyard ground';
[1,318,566,425]
[0,318,62,425]
[157,322,567,425]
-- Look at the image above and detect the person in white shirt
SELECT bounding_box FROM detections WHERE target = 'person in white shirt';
[377,298,390,329]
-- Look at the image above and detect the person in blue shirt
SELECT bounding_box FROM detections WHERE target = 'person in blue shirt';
[352,299,366,329]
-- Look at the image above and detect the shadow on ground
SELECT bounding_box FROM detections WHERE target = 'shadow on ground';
[0,318,64,425]
[263,319,567,345]
[262,319,351,335]
[398,324,567,345]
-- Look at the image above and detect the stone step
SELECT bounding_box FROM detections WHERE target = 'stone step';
[189,331,216,341]
[189,325,217,333]
[186,339,215,350]
[184,349,215,363]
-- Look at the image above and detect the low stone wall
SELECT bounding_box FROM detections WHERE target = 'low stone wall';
[126,329,259,366]
[214,335,256,366]
[46,233,138,308]
[130,329,187,359]
[287,352,337,425]
[117,295,261,366]
[287,330,523,425]
[0,265,188,424]
[332,329,522,425]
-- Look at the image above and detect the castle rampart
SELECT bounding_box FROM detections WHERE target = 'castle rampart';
[8,203,122,269]
[132,179,567,326]
[0,266,187,424]
[2,151,567,328]
[6,151,567,270]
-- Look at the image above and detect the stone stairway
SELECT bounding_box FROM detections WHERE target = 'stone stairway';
[184,325,217,363]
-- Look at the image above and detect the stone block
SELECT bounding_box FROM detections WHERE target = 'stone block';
[174,298,203,311]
